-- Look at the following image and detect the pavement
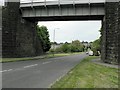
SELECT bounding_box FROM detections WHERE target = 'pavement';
[2,53,87,88]
[92,58,119,69]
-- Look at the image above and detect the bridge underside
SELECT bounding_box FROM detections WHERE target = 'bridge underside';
[24,15,104,21]
[21,3,105,20]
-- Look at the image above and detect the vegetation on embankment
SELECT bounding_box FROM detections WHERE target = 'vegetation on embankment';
[50,40,85,53]
[36,25,51,53]
[51,56,118,88]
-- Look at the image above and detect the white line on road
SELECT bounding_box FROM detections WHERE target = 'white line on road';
[0,69,13,73]
[24,64,38,68]
[42,61,52,64]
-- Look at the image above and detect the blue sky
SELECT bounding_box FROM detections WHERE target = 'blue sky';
[38,21,101,43]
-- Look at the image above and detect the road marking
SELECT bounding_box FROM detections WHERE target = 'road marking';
[42,61,52,64]
[0,69,13,73]
[0,70,7,73]
[7,69,13,71]
[24,64,38,68]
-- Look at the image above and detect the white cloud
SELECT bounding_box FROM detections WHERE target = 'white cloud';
[0,0,4,6]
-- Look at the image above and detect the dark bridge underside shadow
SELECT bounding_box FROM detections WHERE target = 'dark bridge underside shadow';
[24,15,104,21]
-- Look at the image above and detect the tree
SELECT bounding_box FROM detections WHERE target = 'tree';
[90,27,102,56]
[71,40,84,52]
[61,42,70,53]
[91,38,101,56]
[36,25,51,52]
[49,40,84,53]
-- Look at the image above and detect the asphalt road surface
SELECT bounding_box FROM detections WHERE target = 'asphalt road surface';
[2,53,87,88]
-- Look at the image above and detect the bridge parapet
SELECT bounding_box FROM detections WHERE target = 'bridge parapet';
[20,0,105,7]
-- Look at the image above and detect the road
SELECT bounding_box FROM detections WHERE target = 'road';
[2,53,87,88]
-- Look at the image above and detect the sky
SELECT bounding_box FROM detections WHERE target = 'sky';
[0,0,4,6]
[38,21,101,43]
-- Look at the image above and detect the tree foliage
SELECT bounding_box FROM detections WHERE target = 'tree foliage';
[36,25,51,52]
[90,27,102,56]
[71,40,84,52]
[50,40,84,53]
[61,42,71,53]
[91,38,101,56]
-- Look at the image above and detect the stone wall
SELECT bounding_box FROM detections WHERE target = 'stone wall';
[101,2,119,64]
[101,17,106,63]
[118,1,120,65]
[0,6,2,57]
[2,2,43,57]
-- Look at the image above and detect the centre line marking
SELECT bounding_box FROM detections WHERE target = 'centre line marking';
[42,61,52,64]
[24,64,38,68]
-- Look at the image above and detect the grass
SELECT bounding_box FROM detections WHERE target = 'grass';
[51,56,119,88]
[1,52,83,63]
[45,52,83,58]
[0,57,36,63]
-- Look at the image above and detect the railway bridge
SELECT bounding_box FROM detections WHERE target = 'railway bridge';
[2,0,120,64]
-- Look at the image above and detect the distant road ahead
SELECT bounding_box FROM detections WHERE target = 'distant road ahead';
[2,53,87,88]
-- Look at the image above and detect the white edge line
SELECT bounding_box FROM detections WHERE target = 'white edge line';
[0,69,13,73]
[48,72,68,88]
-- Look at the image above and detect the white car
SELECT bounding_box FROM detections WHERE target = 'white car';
[86,51,89,54]
[88,50,93,56]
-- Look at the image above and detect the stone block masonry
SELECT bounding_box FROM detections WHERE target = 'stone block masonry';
[118,1,120,65]
[2,2,43,57]
[101,2,119,64]
[0,6,2,57]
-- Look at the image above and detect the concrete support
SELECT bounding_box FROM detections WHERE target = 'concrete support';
[2,2,43,57]
[101,2,119,64]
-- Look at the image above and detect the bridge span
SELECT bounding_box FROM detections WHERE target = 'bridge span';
[20,0,105,21]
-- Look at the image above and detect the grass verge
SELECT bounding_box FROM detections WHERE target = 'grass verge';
[1,52,83,63]
[51,56,118,88]
[0,57,37,63]
[45,52,83,58]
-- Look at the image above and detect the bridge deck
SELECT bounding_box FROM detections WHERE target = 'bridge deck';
[20,0,105,20]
